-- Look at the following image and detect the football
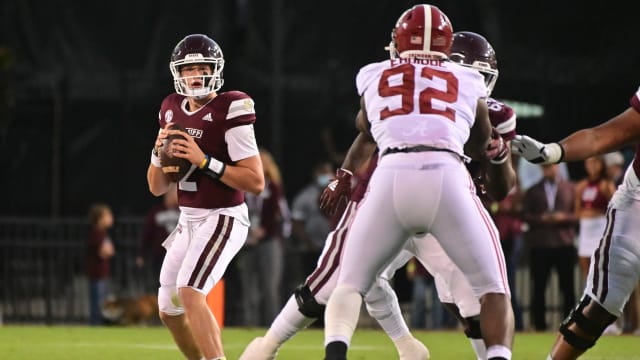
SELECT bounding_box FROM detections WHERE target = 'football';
[159,124,192,182]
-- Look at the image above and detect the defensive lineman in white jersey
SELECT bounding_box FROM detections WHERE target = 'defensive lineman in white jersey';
[324,4,514,360]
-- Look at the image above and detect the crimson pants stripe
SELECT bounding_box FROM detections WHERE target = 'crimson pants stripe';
[187,215,233,288]
[467,173,509,291]
[592,208,616,302]
[306,203,356,295]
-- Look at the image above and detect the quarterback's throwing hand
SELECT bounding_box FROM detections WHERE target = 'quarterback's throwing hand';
[319,168,353,217]
[511,135,564,164]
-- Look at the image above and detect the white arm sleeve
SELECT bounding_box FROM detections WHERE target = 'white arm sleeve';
[225,124,259,162]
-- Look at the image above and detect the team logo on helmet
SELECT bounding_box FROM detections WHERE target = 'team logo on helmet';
[387,5,454,60]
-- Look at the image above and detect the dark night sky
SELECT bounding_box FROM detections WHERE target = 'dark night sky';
[0,0,637,216]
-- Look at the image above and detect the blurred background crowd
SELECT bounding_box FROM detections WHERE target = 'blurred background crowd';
[1,0,639,335]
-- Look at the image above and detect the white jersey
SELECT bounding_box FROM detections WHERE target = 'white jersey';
[582,85,640,317]
[356,57,487,156]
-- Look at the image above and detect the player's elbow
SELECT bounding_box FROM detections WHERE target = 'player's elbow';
[237,172,265,195]
[148,181,168,197]
[148,185,165,197]
[247,176,265,195]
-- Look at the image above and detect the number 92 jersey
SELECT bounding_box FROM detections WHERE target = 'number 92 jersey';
[356,58,487,157]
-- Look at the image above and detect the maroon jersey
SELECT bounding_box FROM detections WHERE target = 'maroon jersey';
[86,229,111,280]
[246,180,287,241]
[487,98,516,141]
[630,88,640,178]
[467,98,517,193]
[158,91,256,209]
[580,180,610,212]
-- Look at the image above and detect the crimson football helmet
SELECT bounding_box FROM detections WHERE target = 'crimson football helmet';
[170,34,224,98]
[449,31,499,95]
[387,4,453,60]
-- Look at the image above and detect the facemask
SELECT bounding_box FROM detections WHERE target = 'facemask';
[316,174,332,187]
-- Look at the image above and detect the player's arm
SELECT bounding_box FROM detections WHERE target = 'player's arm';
[482,143,516,201]
[465,98,492,161]
[147,125,172,197]
[169,125,265,195]
[319,98,375,216]
[345,101,376,172]
[513,106,640,164]
[217,155,264,195]
[560,107,640,161]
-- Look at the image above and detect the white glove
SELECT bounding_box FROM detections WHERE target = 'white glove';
[510,135,564,164]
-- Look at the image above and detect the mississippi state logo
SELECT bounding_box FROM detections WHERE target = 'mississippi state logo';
[165,110,174,123]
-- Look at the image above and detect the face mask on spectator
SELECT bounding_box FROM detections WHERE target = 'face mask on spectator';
[316,174,332,187]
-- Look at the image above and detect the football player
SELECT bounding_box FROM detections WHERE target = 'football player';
[240,29,516,360]
[323,4,514,360]
[512,87,640,359]
[147,34,264,360]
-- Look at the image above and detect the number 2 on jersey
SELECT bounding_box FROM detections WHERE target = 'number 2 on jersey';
[378,63,459,121]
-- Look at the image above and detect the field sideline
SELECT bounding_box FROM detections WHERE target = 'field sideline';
[1,325,640,359]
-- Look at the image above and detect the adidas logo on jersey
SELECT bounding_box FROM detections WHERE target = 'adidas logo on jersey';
[202,113,213,122]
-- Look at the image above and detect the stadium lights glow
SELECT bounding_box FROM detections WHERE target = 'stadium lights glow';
[497,99,544,118]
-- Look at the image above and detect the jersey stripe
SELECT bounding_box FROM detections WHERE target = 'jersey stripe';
[496,114,516,136]
[187,215,233,288]
[227,98,255,120]
[467,172,510,294]
[591,208,615,301]
[306,202,357,295]
[422,5,432,54]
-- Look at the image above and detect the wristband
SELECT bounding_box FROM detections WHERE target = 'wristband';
[208,156,225,175]
[546,142,565,164]
[150,148,162,168]
[199,155,210,169]
[202,155,226,179]
[489,147,509,165]
[337,168,353,176]
[489,154,509,165]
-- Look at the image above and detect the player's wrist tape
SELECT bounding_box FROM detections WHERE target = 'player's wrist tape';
[201,154,226,179]
[337,168,353,176]
[546,142,565,164]
[489,147,509,165]
[150,148,162,168]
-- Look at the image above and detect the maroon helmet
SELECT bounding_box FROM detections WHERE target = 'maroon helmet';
[169,34,224,97]
[387,4,453,60]
[449,31,499,95]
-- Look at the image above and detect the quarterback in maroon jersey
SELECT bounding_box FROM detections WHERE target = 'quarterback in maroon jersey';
[147,34,264,360]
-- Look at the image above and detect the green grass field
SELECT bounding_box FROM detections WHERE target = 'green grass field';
[1,325,640,359]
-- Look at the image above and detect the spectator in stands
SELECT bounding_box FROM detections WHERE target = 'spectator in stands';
[604,151,626,186]
[574,156,616,279]
[291,160,334,278]
[86,203,115,325]
[136,184,179,292]
[521,163,577,331]
[237,148,291,326]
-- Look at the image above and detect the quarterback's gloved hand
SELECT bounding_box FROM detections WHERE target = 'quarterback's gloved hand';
[319,168,353,217]
[485,128,509,164]
[511,134,564,164]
